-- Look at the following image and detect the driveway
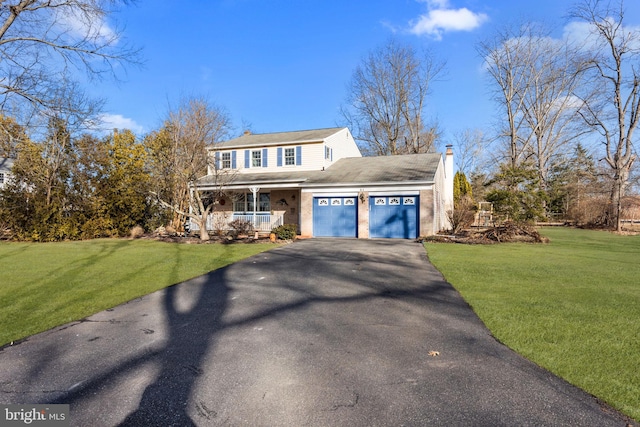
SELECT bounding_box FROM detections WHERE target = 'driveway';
[0,239,634,426]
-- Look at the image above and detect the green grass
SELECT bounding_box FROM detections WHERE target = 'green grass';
[0,239,276,347]
[425,227,640,421]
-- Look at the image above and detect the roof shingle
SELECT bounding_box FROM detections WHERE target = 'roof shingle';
[305,153,441,185]
[214,127,346,149]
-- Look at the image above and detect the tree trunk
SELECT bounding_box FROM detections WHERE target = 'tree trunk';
[610,168,629,232]
[196,217,210,241]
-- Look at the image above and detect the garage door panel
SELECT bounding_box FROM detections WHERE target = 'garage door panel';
[313,197,357,237]
[370,196,418,239]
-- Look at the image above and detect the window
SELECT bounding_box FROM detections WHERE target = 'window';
[0,173,4,184]
[233,193,271,213]
[284,148,295,165]
[221,152,231,169]
[252,150,262,167]
[325,146,332,161]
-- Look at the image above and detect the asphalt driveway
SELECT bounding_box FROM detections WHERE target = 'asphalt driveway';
[0,239,634,426]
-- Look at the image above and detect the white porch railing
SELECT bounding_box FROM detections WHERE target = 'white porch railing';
[231,214,284,232]
[191,213,284,233]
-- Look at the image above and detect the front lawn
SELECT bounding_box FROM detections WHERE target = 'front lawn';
[0,239,276,347]
[425,227,640,422]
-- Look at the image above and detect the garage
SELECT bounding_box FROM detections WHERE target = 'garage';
[369,196,419,239]
[313,197,357,237]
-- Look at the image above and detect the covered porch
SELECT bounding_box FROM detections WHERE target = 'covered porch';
[193,171,308,235]
[190,187,301,234]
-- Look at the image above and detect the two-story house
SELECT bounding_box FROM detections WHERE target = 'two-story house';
[194,127,453,239]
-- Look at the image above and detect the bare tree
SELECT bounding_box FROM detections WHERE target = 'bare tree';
[147,97,233,241]
[451,128,488,177]
[570,0,640,231]
[0,0,139,121]
[479,22,595,222]
[478,24,537,169]
[341,39,445,156]
[520,38,591,193]
[479,23,589,173]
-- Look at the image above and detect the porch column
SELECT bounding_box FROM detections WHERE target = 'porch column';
[249,186,260,229]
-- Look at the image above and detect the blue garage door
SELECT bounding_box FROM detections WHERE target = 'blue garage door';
[313,197,357,237]
[370,196,419,239]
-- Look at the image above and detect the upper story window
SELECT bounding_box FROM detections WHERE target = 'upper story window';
[0,173,4,184]
[221,152,231,169]
[284,148,295,166]
[244,148,268,168]
[252,150,262,167]
[277,146,302,167]
[325,146,332,160]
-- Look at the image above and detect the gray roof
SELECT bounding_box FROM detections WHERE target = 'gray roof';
[305,153,441,186]
[214,127,346,149]
[196,153,441,188]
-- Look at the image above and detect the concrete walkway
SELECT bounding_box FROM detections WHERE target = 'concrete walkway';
[0,239,634,426]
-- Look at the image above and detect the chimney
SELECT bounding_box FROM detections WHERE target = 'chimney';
[243,130,251,136]
[444,145,454,213]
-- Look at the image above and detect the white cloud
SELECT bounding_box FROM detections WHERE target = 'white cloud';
[563,19,640,51]
[562,21,598,49]
[409,1,488,40]
[57,8,117,42]
[97,114,144,134]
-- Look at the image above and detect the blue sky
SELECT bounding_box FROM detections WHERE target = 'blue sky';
[91,0,640,147]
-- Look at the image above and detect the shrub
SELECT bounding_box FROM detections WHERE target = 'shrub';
[228,219,254,238]
[447,195,476,234]
[130,225,145,239]
[272,224,297,240]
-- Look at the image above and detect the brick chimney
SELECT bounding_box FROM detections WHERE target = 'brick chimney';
[243,130,251,136]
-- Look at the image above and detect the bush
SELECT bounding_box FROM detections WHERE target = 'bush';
[130,225,145,239]
[228,219,254,238]
[272,224,297,240]
[448,195,476,233]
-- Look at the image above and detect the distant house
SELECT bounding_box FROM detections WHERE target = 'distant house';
[0,158,13,190]
[194,127,453,239]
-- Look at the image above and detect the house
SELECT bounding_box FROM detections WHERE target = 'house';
[194,127,453,239]
[0,158,13,190]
